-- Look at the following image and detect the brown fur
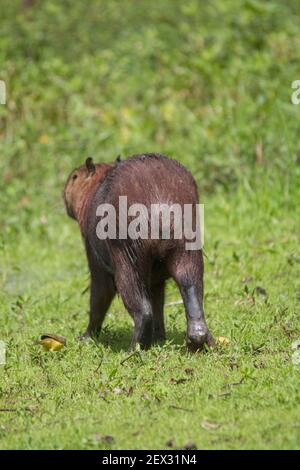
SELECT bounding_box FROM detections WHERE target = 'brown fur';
[64,153,213,350]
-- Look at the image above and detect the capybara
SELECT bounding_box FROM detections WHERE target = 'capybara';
[63,153,214,351]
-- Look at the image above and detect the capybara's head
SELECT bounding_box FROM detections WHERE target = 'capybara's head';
[63,157,113,222]
[63,157,96,219]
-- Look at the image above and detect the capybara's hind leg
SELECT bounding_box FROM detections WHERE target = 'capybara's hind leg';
[180,284,214,351]
[115,265,153,350]
[151,281,166,342]
[167,251,214,351]
[79,271,115,341]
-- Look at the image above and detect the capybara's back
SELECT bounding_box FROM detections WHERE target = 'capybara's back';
[87,153,200,259]
[100,153,198,208]
[64,153,213,351]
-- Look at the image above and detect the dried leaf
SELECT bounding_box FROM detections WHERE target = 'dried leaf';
[166,439,175,448]
[183,442,197,450]
[201,419,221,430]
[255,286,268,297]
[102,435,115,444]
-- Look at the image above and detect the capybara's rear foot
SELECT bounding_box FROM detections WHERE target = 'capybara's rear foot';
[187,336,214,352]
[77,332,89,341]
[186,321,214,352]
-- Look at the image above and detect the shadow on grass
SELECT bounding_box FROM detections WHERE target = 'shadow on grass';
[95,325,186,353]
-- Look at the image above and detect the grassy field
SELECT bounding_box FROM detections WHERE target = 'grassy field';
[0,0,300,450]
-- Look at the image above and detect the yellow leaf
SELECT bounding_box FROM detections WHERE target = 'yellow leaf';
[218,336,230,345]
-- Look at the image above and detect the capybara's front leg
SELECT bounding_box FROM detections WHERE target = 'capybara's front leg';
[115,265,153,350]
[78,272,115,341]
[151,281,166,343]
[129,297,153,351]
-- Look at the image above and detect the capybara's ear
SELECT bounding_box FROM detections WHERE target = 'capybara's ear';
[85,157,96,176]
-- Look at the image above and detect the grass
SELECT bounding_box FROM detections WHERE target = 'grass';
[0,0,300,450]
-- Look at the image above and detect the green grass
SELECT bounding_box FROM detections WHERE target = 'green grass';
[1,0,300,449]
